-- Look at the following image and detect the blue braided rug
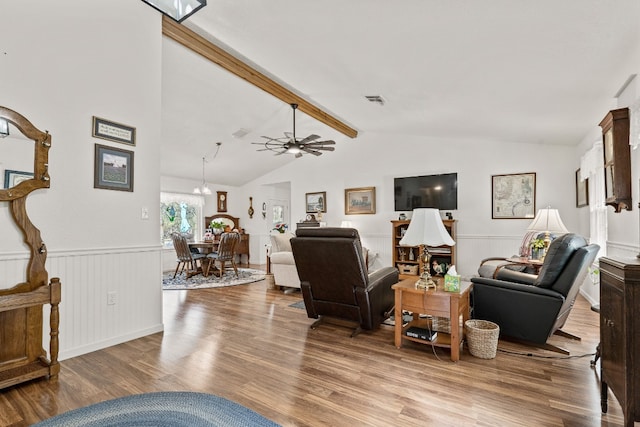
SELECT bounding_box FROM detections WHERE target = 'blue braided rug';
[34,391,280,427]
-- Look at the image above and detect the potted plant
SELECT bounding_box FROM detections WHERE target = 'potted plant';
[273,223,288,234]
[531,238,545,260]
[210,220,225,235]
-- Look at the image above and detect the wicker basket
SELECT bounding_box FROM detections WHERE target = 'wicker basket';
[431,316,451,334]
[465,319,500,359]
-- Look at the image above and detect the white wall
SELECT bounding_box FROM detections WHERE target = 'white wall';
[1,0,164,360]
[242,132,583,277]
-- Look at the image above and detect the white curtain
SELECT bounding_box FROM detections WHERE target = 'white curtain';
[580,141,607,258]
[160,192,204,207]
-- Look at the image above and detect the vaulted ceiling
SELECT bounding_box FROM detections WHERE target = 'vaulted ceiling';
[159,1,640,186]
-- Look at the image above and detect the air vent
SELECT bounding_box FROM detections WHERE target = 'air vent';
[232,128,249,138]
[365,95,385,106]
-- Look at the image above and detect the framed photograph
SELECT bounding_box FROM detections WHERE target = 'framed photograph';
[305,191,326,213]
[3,169,34,189]
[491,173,536,219]
[92,116,136,146]
[345,186,376,215]
[94,144,134,192]
[576,169,589,208]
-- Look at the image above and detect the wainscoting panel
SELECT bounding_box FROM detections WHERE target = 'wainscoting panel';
[1,246,164,361]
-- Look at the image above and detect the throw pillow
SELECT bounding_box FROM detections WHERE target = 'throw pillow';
[271,232,294,253]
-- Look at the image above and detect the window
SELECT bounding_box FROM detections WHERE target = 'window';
[160,192,204,247]
[580,141,607,258]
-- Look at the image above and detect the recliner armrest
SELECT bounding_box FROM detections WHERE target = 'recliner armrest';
[495,268,537,285]
[471,277,562,299]
[366,267,399,291]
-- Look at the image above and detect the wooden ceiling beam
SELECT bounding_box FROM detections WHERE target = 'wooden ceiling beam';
[162,16,358,139]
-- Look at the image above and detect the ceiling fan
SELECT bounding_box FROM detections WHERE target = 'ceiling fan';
[253,103,336,158]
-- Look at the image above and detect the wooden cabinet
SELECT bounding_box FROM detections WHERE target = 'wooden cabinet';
[600,108,631,212]
[599,257,640,426]
[391,219,456,280]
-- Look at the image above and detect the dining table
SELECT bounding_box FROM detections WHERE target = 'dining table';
[188,241,219,254]
[188,241,219,277]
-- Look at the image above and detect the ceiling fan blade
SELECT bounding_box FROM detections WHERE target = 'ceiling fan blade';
[298,134,321,144]
[304,140,336,146]
[295,152,303,158]
[311,146,335,151]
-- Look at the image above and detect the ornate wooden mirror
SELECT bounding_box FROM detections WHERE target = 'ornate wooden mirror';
[0,106,60,390]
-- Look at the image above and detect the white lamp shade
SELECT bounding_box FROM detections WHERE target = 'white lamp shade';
[527,208,569,234]
[399,208,455,247]
[340,221,353,228]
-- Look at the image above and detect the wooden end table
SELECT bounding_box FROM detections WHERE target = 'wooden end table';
[392,277,472,361]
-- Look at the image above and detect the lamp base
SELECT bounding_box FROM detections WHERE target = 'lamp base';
[415,273,436,290]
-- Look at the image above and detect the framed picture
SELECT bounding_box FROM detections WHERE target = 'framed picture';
[491,173,536,219]
[3,169,34,189]
[345,186,376,215]
[305,191,326,213]
[92,116,136,146]
[94,144,134,192]
[576,169,589,208]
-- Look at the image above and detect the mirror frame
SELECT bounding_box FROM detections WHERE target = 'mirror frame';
[0,106,51,201]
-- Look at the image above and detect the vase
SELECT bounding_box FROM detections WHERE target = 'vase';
[531,248,544,260]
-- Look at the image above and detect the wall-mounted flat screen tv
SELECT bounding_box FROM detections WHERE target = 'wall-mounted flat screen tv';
[394,173,458,211]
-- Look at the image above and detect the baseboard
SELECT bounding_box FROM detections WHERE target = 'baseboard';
[58,323,164,361]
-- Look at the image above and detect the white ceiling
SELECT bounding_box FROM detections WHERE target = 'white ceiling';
[159,0,640,186]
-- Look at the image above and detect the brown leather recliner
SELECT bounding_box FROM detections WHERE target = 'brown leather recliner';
[291,227,399,336]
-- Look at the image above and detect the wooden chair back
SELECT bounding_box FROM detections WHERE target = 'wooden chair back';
[217,232,240,261]
[171,233,194,263]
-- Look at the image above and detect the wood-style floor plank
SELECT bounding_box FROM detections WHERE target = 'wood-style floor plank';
[0,271,627,426]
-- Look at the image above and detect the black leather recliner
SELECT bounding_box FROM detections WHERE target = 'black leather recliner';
[291,227,399,336]
[470,233,599,354]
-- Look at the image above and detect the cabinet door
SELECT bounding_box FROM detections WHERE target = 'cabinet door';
[600,279,626,404]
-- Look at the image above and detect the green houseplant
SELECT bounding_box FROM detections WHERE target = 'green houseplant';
[210,220,225,234]
[531,238,545,260]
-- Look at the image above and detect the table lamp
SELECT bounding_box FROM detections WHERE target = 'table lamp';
[399,208,455,289]
[526,206,569,259]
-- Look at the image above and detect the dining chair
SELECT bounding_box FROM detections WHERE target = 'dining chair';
[205,232,241,278]
[171,232,206,279]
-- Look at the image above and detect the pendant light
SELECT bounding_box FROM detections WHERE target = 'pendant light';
[193,157,211,195]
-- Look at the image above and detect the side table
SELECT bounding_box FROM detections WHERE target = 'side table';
[392,277,472,361]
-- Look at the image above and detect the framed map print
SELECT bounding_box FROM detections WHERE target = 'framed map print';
[491,173,536,219]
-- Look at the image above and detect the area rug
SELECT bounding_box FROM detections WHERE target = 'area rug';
[163,268,266,290]
[33,391,280,427]
[289,300,305,309]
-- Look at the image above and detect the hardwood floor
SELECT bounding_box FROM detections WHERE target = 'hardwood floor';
[0,271,627,426]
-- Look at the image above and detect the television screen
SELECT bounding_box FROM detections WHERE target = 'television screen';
[394,173,458,211]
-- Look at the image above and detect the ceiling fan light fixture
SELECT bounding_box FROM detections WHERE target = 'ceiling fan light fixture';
[141,0,207,23]
[286,145,301,154]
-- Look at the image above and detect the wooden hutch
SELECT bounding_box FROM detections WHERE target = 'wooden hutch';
[391,219,456,280]
[0,106,61,389]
